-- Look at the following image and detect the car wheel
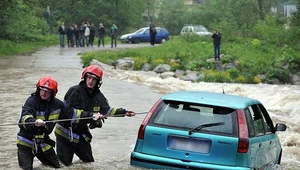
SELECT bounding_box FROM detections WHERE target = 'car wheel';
[133,38,141,44]
[161,38,167,44]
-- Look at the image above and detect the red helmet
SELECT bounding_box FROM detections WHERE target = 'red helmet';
[36,76,58,97]
[81,65,103,80]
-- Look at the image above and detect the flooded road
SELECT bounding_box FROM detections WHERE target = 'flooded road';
[0,45,299,169]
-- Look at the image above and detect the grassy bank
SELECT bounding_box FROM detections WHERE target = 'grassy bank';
[81,36,299,84]
[0,34,58,57]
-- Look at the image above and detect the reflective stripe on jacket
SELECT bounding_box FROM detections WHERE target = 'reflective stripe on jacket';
[17,135,52,153]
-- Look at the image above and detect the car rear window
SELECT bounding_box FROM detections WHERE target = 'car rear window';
[149,100,238,136]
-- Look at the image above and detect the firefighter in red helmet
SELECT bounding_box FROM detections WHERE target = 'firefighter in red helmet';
[55,65,136,166]
[17,76,102,170]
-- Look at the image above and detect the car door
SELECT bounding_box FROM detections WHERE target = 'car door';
[245,104,271,169]
[257,104,281,164]
[155,28,162,42]
[140,29,150,42]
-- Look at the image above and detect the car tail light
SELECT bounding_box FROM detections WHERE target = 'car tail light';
[137,99,162,139]
[237,109,249,153]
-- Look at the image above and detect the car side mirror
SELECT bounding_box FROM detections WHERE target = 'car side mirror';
[275,123,287,132]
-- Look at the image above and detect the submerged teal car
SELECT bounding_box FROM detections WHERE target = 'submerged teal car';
[130,91,287,170]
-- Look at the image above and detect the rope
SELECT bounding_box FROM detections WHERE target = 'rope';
[0,111,148,127]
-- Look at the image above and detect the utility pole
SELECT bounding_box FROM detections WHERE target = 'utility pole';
[147,0,150,26]
[45,6,51,33]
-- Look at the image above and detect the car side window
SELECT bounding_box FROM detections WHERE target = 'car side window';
[156,28,161,34]
[248,105,265,136]
[244,108,255,137]
[258,104,273,134]
[145,29,150,35]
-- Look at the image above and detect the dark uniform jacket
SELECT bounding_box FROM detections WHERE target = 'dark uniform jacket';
[55,81,126,145]
[17,92,91,153]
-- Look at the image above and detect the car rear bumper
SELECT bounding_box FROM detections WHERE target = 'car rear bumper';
[130,152,252,170]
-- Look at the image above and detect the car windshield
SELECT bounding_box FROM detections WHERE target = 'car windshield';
[150,101,237,135]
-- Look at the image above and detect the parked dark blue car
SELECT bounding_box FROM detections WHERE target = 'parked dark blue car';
[120,27,169,44]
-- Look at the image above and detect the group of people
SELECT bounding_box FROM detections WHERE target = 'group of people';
[17,65,136,170]
[58,22,118,48]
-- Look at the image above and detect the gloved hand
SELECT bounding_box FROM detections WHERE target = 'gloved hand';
[35,119,45,127]
[89,113,106,129]
[125,111,136,117]
[93,112,104,120]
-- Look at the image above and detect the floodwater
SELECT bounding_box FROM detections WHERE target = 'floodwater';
[0,45,299,170]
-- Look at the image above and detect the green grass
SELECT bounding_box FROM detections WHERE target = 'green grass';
[0,34,57,57]
[81,35,299,84]
[1,34,298,84]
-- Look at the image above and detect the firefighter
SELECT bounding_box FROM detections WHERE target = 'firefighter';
[55,65,136,166]
[17,76,101,170]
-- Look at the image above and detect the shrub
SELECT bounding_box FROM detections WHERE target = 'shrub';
[253,76,262,84]
[81,52,96,67]
[151,58,165,67]
[203,70,231,83]
[169,61,180,71]
[227,68,240,79]
[251,39,261,47]
[235,75,248,83]
[133,56,148,70]
[265,68,291,84]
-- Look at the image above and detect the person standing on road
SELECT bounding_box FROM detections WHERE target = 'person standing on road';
[55,65,136,166]
[17,76,102,170]
[84,23,90,47]
[74,24,80,47]
[149,23,157,45]
[89,23,96,47]
[79,22,85,47]
[66,24,75,47]
[98,23,105,47]
[110,24,118,48]
[58,21,66,47]
[212,30,222,61]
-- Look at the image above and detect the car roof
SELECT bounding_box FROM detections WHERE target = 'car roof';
[140,27,165,29]
[161,91,261,109]
[183,25,206,27]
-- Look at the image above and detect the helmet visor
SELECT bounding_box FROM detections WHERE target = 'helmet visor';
[39,87,52,92]
[86,72,100,80]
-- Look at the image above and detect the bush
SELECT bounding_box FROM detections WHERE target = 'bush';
[133,56,148,70]
[81,52,96,67]
[253,76,262,84]
[227,68,240,79]
[203,70,231,83]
